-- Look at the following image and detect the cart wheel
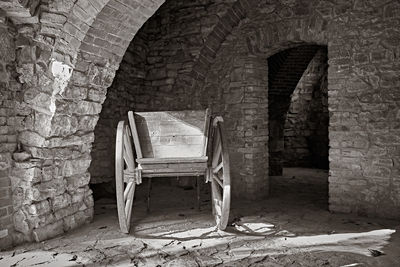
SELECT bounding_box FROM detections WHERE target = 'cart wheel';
[115,120,137,233]
[210,117,231,230]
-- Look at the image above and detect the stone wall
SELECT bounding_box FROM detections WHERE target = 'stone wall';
[283,48,329,169]
[198,0,400,217]
[1,0,165,247]
[0,0,399,247]
[0,17,17,250]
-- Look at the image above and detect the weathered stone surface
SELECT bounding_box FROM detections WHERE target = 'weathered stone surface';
[10,167,42,184]
[51,193,72,211]
[66,173,91,191]
[13,152,32,162]
[0,27,15,62]
[62,157,91,177]
[18,131,46,147]
[13,210,30,234]
[32,220,64,242]
[26,200,51,216]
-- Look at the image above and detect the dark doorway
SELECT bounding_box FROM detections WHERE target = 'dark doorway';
[268,45,329,209]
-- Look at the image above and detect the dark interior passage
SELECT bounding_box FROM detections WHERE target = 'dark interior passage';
[283,47,329,170]
[268,45,329,176]
[268,45,329,206]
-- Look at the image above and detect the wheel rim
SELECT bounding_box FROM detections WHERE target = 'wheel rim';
[211,119,231,230]
[115,121,136,233]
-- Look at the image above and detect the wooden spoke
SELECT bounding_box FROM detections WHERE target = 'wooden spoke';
[213,174,223,188]
[212,132,222,167]
[116,120,137,234]
[124,181,134,202]
[123,126,135,171]
[213,162,223,174]
[209,117,231,231]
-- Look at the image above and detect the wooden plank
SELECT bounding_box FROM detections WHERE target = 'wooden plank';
[136,121,204,136]
[137,157,208,164]
[128,111,142,159]
[152,144,204,158]
[142,171,206,178]
[141,167,207,173]
[140,136,205,146]
[139,162,208,172]
[134,109,208,159]
[135,110,206,122]
[140,144,204,158]
[140,164,207,171]
[202,108,211,157]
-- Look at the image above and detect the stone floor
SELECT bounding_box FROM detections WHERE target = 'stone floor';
[1,168,399,266]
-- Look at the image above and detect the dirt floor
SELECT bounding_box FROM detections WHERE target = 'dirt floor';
[1,168,399,266]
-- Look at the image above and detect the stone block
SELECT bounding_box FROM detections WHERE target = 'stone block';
[31,178,66,201]
[46,132,94,148]
[51,193,72,211]
[13,151,31,162]
[42,165,59,182]
[32,220,64,242]
[66,172,91,191]
[50,115,78,136]
[0,153,11,170]
[0,27,15,62]
[77,115,99,132]
[87,89,106,103]
[26,200,51,216]
[62,157,91,177]
[10,167,42,184]
[40,12,67,25]
[13,210,30,234]
[19,131,46,147]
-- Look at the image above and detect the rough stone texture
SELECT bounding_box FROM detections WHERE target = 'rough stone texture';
[0,19,18,250]
[0,0,399,247]
[283,48,329,169]
[1,0,165,247]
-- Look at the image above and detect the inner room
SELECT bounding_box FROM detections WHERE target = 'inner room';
[268,45,329,209]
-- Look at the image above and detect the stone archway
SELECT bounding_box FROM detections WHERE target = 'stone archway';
[6,0,165,245]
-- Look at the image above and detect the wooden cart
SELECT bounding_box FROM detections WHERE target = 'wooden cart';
[115,109,231,233]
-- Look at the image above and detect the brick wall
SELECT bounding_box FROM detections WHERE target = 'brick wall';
[283,48,329,169]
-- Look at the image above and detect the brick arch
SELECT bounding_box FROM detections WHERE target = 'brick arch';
[172,0,254,107]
